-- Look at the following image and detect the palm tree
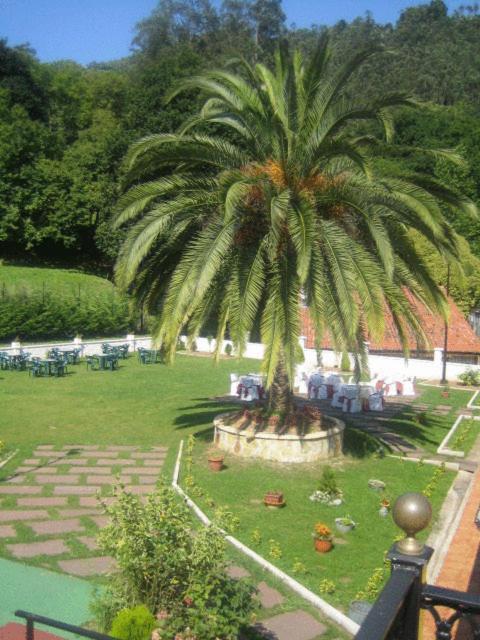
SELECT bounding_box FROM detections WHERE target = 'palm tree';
[114,36,476,415]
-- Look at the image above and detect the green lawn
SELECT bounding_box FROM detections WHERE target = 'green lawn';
[374,384,478,454]
[0,356,464,613]
[183,441,454,611]
[0,265,113,298]
[0,354,260,477]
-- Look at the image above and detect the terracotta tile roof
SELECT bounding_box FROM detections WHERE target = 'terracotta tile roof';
[300,295,480,354]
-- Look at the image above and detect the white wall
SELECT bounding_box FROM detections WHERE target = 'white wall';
[2,334,477,380]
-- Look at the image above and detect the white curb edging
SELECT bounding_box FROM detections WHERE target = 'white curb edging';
[171,441,359,637]
[467,389,480,409]
[437,415,480,458]
[0,450,19,470]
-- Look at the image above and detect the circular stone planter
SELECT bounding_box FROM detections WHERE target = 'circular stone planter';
[213,413,345,463]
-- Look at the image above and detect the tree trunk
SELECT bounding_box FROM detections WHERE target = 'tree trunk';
[268,354,293,414]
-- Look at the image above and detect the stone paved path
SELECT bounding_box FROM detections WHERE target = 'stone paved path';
[0,444,167,577]
[230,565,328,640]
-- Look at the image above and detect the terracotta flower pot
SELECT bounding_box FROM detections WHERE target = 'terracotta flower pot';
[441,391,450,398]
[264,491,285,508]
[208,457,224,472]
[314,538,333,553]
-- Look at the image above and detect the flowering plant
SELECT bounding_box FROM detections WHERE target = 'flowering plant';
[313,523,332,541]
[380,497,391,509]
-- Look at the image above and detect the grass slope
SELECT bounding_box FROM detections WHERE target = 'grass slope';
[0,265,114,299]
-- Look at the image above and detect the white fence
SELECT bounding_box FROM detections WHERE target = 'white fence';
[2,334,478,381]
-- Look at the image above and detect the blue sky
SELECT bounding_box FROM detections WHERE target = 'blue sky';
[0,0,465,65]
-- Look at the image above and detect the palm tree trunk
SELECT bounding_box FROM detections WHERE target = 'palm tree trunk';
[268,354,293,414]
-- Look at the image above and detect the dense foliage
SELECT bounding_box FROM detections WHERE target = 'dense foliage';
[94,483,256,640]
[1,0,480,309]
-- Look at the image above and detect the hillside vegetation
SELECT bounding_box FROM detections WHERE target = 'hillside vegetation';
[0,265,130,342]
[1,0,480,316]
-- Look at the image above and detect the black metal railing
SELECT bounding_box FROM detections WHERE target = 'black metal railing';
[354,545,480,640]
[15,610,115,640]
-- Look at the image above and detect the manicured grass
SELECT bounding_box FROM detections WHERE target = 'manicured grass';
[0,354,260,477]
[184,444,454,611]
[0,265,113,298]
[380,384,477,454]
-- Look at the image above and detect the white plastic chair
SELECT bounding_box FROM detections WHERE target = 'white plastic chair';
[368,392,384,412]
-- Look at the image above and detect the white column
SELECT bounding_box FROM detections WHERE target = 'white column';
[126,333,136,352]
[433,347,443,366]
[11,340,21,355]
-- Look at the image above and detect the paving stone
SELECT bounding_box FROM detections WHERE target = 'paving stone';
[131,452,166,460]
[58,556,115,576]
[16,466,35,473]
[89,515,110,528]
[22,458,54,465]
[226,565,251,579]
[82,451,119,458]
[124,485,154,495]
[37,445,55,450]
[437,405,453,411]
[52,458,88,466]
[7,476,28,484]
[62,445,100,451]
[127,467,162,475]
[53,486,100,495]
[0,525,16,537]
[79,496,116,507]
[137,476,158,485]
[253,611,327,640]
[0,486,42,495]
[34,475,80,484]
[77,536,99,551]
[256,582,285,609]
[8,539,68,558]
[20,467,57,474]
[29,518,85,535]
[57,508,101,517]
[73,467,112,474]
[87,475,121,484]
[0,509,49,522]
[105,446,138,451]
[96,458,135,466]
[17,497,68,507]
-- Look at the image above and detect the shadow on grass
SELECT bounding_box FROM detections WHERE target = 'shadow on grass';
[383,410,451,451]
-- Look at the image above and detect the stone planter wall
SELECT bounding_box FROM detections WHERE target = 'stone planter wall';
[213,414,345,463]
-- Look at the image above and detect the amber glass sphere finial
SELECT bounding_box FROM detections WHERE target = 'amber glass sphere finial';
[392,492,432,556]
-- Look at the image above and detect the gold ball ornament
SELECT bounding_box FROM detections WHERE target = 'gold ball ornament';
[392,492,432,556]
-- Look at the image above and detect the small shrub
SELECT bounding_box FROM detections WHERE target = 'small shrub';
[177,338,186,351]
[250,529,262,546]
[190,339,198,352]
[94,481,256,639]
[268,539,282,559]
[458,369,480,386]
[317,466,341,499]
[224,343,233,356]
[109,605,156,640]
[319,579,336,595]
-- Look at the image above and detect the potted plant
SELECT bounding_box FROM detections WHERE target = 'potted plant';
[335,516,356,534]
[267,413,281,430]
[441,385,450,398]
[264,491,285,508]
[313,523,333,553]
[379,497,390,517]
[207,449,224,472]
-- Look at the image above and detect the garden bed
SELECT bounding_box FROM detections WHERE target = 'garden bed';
[181,438,455,611]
